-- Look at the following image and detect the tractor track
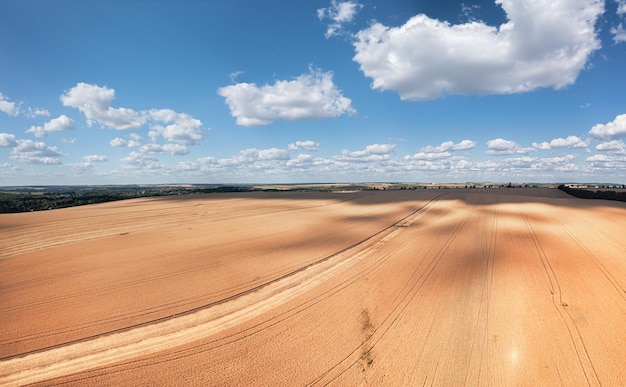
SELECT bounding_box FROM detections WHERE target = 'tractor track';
[0,194,447,386]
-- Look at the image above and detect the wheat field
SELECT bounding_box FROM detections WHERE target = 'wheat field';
[1,188,625,386]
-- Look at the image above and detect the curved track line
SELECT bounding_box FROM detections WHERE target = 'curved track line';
[520,208,601,387]
[0,194,446,386]
[308,195,473,385]
[52,198,449,385]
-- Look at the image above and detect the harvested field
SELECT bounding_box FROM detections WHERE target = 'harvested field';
[1,188,626,386]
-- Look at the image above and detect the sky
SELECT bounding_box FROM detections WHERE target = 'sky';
[1,0,626,185]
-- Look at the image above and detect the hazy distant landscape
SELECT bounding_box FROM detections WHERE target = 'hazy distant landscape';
[2,182,626,213]
[2,187,626,385]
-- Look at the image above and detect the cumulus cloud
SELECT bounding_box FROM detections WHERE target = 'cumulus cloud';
[218,68,356,127]
[596,140,626,153]
[586,153,626,170]
[26,115,75,138]
[121,151,160,169]
[612,23,626,43]
[487,138,535,155]
[10,140,63,164]
[26,107,50,118]
[420,139,476,153]
[288,140,320,151]
[337,143,395,162]
[84,155,108,162]
[405,151,453,160]
[110,133,141,148]
[317,0,362,38]
[0,92,18,116]
[532,135,588,150]
[0,133,18,147]
[147,109,203,145]
[353,0,604,100]
[464,154,579,176]
[110,137,128,147]
[404,140,475,165]
[588,114,626,140]
[613,1,626,43]
[140,143,189,156]
[60,83,204,159]
[258,148,290,160]
[61,83,146,130]
[287,153,316,167]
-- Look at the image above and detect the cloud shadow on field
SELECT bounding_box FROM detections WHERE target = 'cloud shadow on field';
[146,187,626,212]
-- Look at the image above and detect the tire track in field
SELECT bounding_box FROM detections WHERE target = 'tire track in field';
[44,195,450,385]
[552,217,626,302]
[1,193,367,258]
[464,195,498,385]
[0,194,446,386]
[308,196,474,386]
[520,209,601,387]
[0,244,309,351]
[1,194,370,301]
[1,194,401,352]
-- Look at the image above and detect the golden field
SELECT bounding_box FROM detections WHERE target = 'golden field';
[1,188,625,386]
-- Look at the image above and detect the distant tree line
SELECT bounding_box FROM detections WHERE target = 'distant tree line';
[0,191,142,213]
[558,185,626,203]
[0,185,255,213]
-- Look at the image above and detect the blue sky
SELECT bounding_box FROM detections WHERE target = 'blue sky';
[1,0,626,185]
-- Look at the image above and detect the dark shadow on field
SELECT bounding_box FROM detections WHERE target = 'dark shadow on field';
[138,187,626,212]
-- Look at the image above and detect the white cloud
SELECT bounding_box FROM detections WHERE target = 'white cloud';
[596,140,626,153]
[465,154,580,176]
[353,0,604,100]
[0,92,18,116]
[461,4,482,22]
[26,115,75,138]
[421,139,476,152]
[147,109,203,145]
[110,137,128,147]
[258,148,290,160]
[589,114,626,140]
[318,0,362,38]
[84,155,108,162]
[487,138,535,155]
[10,139,63,164]
[287,153,315,167]
[532,135,588,150]
[61,83,146,130]
[337,143,395,162]
[110,134,141,148]
[140,143,189,156]
[611,0,626,43]
[218,68,356,127]
[288,140,320,151]
[405,151,453,160]
[60,84,205,158]
[220,147,290,166]
[128,137,609,183]
[121,151,160,169]
[26,107,50,118]
[611,23,626,43]
[0,133,18,147]
[586,153,626,170]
